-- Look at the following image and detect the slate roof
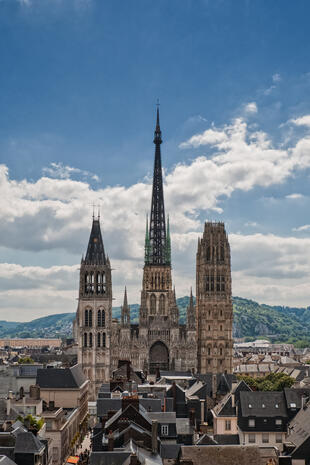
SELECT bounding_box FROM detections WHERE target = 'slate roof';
[239,391,287,417]
[36,364,86,389]
[214,434,240,445]
[180,445,263,465]
[0,400,19,422]
[287,403,310,449]
[160,443,181,459]
[84,218,106,265]
[196,434,217,445]
[14,432,44,454]
[89,451,131,465]
[97,399,121,417]
[148,412,176,423]
[0,456,17,465]
[284,388,310,410]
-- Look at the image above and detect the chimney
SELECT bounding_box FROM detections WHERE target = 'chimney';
[231,393,235,408]
[189,408,196,428]
[130,453,138,465]
[6,398,11,416]
[108,430,114,451]
[30,385,40,400]
[151,420,158,455]
[212,374,217,399]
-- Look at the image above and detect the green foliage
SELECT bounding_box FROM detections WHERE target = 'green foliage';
[18,356,34,364]
[17,414,44,432]
[237,373,295,391]
[1,295,310,348]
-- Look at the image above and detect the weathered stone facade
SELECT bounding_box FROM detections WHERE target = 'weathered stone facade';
[196,222,233,374]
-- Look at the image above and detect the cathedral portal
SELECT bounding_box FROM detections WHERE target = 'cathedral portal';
[149,341,169,373]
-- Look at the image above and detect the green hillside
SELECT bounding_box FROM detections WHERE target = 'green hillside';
[1,297,310,347]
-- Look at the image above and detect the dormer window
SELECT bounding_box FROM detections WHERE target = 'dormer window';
[275,404,279,409]
[262,404,265,408]
[248,418,255,427]
[248,404,252,408]
[290,403,296,408]
[275,418,282,426]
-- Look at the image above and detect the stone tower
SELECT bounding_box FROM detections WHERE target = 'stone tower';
[138,107,181,374]
[196,222,233,374]
[76,216,112,399]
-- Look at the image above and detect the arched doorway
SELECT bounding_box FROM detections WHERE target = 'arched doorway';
[149,341,169,374]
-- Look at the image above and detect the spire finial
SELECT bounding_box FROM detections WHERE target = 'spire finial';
[153,101,162,145]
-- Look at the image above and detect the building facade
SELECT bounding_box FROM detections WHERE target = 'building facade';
[74,109,233,398]
[196,222,233,374]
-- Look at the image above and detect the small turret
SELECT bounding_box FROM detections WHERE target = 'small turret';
[187,287,195,330]
[121,287,130,327]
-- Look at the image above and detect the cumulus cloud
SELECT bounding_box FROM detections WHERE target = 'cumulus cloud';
[244,102,258,114]
[2,111,310,318]
[291,115,310,127]
[272,73,281,83]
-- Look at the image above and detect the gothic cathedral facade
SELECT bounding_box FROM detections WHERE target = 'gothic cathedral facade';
[74,109,233,399]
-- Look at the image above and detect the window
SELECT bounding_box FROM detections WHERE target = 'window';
[290,403,296,408]
[102,333,106,348]
[275,418,282,426]
[84,332,87,347]
[150,294,156,315]
[248,419,255,427]
[89,309,93,327]
[89,332,93,348]
[161,425,169,436]
[225,420,231,431]
[97,332,101,347]
[208,347,211,356]
[97,309,105,327]
[85,309,89,326]
[276,433,282,443]
[248,433,256,443]
[262,433,269,443]
[159,294,165,315]
[97,309,102,327]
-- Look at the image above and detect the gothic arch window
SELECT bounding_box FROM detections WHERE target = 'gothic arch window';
[159,294,165,315]
[221,276,225,292]
[96,272,106,294]
[97,309,101,327]
[220,325,223,331]
[150,294,156,315]
[90,272,94,294]
[102,333,106,348]
[84,332,87,347]
[85,309,89,326]
[97,332,101,347]
[207,346,211,356]
[219,346,223,356]
[102,309,105,327]
[89,309,93,327]
[89,332,93,347]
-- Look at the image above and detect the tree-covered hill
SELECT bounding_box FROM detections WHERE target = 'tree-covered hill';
[1,296,310,347]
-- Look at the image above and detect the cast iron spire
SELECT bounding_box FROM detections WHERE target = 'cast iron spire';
[148,106,167,265]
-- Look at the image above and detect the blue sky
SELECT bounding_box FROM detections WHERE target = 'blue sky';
[1,0,310,320]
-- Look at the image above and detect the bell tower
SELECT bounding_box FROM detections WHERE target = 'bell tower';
[196,222,233,374]
[76,215,112,400]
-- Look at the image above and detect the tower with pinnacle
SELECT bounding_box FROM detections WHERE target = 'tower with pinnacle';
[196,222,233,374]
[137,107,196,373]
[75,215,112,400]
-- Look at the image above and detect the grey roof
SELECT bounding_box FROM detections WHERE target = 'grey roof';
[97,399,121,417]
[284,388,310,409]
[0,456,17,465]
[84,218,106,265]
[36,364,86,389]
[0,400,19,422]
[14,432,44,454]
[214,434,240,445]
[239,391,287,417]
[196,434,217,445]
[104,404,151,430]
[176,418,193,435]
[160,443,181,459]
[89,451,131,465]
[287,403,310,449]
[140,398,162,413]
[148,412,176,423]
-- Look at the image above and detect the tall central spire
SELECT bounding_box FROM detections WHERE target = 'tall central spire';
[146,106,170,266]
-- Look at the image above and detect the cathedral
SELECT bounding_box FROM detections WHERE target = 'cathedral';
[74,109,233,399]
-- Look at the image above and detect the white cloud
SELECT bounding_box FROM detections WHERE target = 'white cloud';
[244,222,258,227]
[2,111,310,318]
[244,102,258,114]
[286,193,304,199]
[272,73,281,83]
[42,162,99,182]
[292,225,310,232]
[291,115,310,128]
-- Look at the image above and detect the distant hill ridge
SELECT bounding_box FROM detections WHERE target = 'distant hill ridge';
[1,297,310,347]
